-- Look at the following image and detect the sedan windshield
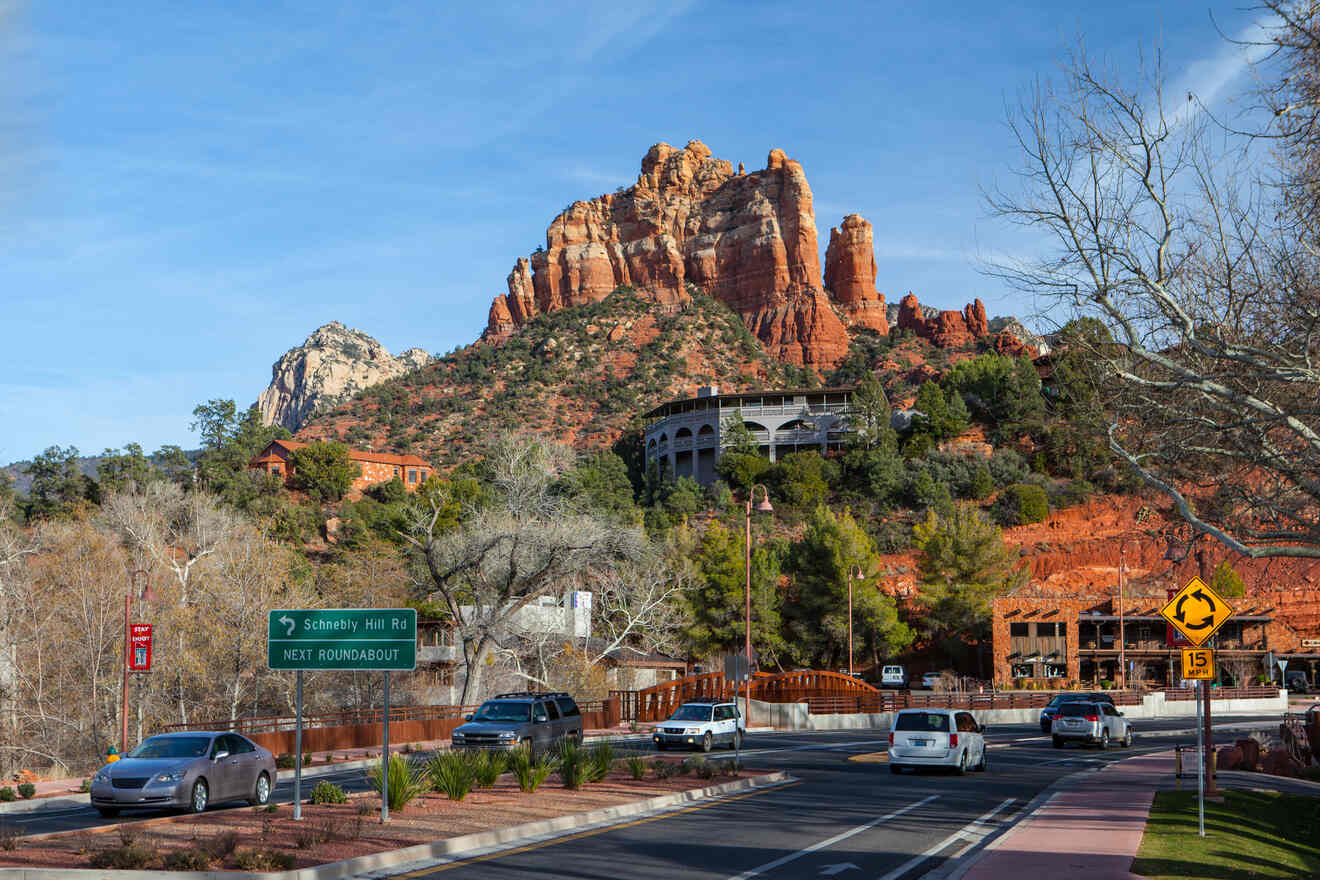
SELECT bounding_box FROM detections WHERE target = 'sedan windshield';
[128,736,211,759]
[1046,695,1070,708]
[669,705,714,722]
[894,712,950,732]
[472,702,531,723]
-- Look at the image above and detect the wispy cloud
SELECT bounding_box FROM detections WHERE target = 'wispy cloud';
[1169,13,1279,126]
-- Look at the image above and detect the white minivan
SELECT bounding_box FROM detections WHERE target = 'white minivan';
[880,665,907,689]
[888,708,987,775]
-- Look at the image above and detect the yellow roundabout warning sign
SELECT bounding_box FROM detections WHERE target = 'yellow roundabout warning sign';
[1160,576,1234,648]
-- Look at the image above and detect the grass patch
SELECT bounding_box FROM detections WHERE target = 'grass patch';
[1132,789,1320,879]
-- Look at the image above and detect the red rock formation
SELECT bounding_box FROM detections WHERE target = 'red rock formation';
[481,140,851,367]
[485,296,515,341]
[1235,738,1261,771]
[993,329,1036,359]
[896,292,990,347]
[1261,747,1300,777]
[824,214,888,333]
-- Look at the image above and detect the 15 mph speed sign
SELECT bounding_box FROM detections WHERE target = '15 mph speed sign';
[1160,577,1234,648]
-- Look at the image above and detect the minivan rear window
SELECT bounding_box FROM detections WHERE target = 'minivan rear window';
[1058,703,1097,717]
[894,712,950,732]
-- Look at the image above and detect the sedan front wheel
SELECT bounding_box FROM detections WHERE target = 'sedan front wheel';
[249,772,271,806]
[188,779,209,814]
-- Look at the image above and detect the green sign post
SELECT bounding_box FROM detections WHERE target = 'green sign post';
[267,608,417,824]
[266,608,416,671]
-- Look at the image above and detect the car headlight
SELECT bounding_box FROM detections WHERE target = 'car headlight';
[93,769,111,784]
[152,770,185,784]
[685,728,700,735]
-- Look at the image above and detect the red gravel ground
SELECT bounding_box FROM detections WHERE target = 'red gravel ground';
[0,763,762,872]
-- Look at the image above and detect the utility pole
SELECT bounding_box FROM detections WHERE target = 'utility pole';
[1119,546,1127,690]
[1198,543,1217,797]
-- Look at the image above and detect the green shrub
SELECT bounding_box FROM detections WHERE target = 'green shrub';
[79,778,91,793]
[369,754,426,811]
[587,741,616,783]
[0,788,14,802]
[687,757,716,780]
[556,738,589,790]
[233,847,295,872]
[995,482,1050,525]
[651,758,678,779]
[16,783,34,800]
[161,848,212,870]
[625,753,648,780]
[310,780,347,805]
[89,843,157,869]
[472,750,508,788]
[427,751,476,801]
[510,744,554,793]
[275,753,295,770]
[199,830,238,860]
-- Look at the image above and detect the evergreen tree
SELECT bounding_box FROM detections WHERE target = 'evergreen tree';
[289,441,360,502]
[912,503,1027,671]
[848,374,897,451]
[784,506,912,669]
[23,445,93,520]
[681,519,786,665]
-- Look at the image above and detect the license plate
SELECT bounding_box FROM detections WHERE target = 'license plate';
[911,739,930,746]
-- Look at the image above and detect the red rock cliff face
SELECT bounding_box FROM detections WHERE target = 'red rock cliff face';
[483,140,851,367]
[824,214,889,333]
[897,293,987,348]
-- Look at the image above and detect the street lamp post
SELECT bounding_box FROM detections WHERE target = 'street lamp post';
[743,485,773,721]
[847,565,865,677]
[1118,545,1127,690]
[122,569,154,754]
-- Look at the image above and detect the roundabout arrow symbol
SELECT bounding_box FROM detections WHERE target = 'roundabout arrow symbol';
[1174,591,1217,630]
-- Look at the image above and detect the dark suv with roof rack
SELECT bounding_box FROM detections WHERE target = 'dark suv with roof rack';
[449,692,583,753]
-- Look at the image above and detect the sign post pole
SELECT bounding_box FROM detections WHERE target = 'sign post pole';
[1196,679,1205,838]
[293,670,303,821]
[381,671,390,824]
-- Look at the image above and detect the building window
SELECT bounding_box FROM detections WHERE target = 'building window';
[1009,622,1029,638]
[269,465,281,475]
[393,467,400,477]
[1043,663,1066,678]
[407,468,418,484]
[1011,664,1034,678]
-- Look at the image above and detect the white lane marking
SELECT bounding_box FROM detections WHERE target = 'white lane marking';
[723,795,939,880]
[875,797,1017,880]
[709,740,890,759]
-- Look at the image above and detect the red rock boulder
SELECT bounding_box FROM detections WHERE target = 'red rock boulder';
[1235,738,1261,771]
[1261,747,1301,777]
[1216,745,1243,772]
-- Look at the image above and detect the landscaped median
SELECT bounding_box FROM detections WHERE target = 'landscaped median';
[0,751,785,876]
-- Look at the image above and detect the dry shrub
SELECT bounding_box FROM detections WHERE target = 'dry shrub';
[233,847,295,871]
[199,829,239,861]
[161,848,212,870]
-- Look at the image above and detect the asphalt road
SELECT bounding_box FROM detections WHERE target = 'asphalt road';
[6,715,1284,879]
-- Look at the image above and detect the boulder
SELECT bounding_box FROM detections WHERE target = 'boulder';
[1261,747,1301,777]
[1216,745,1243,772]
[1235,738,1261,771]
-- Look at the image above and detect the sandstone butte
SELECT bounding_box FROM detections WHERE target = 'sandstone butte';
[482,140,1017,369]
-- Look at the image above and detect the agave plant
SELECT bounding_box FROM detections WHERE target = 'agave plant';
[368,754,426,811]
[509,743,554,793]
[427,751,477,802]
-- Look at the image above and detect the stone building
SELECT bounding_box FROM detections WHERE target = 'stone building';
[249,438,433,496]
[641,385,860,485]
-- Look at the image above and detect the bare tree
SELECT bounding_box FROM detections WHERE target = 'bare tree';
[405,436,646,703]
[988,39,1320,558]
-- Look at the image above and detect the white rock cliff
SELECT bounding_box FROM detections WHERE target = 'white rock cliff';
[256,322,430,432]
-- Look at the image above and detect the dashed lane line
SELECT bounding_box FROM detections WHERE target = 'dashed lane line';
[722,795,940,880]
[875,797,1018,880]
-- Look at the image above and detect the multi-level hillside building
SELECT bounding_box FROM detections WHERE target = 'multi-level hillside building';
[642,386,857,485]
[249,438,433,496]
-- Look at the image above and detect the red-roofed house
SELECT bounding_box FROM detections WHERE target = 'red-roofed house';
[249,439,434,495]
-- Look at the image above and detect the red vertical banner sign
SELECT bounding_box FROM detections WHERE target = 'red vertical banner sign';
[128,624,153,672]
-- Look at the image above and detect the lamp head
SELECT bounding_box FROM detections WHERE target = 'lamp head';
[756,497,774,513]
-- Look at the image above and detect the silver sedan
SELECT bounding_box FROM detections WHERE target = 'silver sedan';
[90,731,277,817]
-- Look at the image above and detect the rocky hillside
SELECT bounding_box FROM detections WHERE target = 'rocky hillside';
[256,322,431,432]
[483,140,1033,370]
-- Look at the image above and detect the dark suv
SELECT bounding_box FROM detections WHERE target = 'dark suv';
[449,692,584,753]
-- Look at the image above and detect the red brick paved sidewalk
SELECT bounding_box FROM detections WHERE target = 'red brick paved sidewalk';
[960,750,1172,880]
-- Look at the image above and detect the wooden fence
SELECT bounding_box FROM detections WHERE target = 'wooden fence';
[165,697,620,755]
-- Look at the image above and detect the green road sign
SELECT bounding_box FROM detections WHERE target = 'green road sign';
[267,609,417,670]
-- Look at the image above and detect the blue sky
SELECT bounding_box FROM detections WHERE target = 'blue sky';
[0,1,1270,465]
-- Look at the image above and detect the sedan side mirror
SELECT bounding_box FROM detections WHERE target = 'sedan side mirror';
[464,714,473,721]
[535,714,548,723]
[212,750,229,762]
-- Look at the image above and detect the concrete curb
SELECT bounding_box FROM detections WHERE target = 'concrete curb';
[0,771,792,879]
